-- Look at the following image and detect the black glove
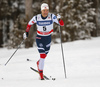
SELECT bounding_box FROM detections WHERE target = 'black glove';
[26,32,29,37]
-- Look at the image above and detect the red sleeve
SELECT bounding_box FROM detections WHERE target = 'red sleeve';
[26,24,32,32]
[59,19,64,26]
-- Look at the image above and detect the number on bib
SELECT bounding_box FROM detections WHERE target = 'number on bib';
[43,26,46,31]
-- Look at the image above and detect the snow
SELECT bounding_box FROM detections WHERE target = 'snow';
[56,5,60,12]
[62,6,68,10]
[0,37,100,87]
[13,2,18,8]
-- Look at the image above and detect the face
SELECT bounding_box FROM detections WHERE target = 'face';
[41,9,49,17]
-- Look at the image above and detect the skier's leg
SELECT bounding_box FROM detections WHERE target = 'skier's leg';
[36,54,46,80]
[36,35,51,79]
[36,35,46,79]
[38,35,51,71]
[39,53,46,70]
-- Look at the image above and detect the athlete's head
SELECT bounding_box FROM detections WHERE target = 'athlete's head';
[41,3,49,17]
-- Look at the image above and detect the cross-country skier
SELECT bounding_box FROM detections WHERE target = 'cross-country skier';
[23,3,64,80]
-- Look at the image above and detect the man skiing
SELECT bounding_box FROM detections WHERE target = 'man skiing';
[23,3,64,80]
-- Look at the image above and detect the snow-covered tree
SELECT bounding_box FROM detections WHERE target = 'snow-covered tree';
[8,16,25,48]
[55,0,96,42]
[0,0,97,48]
[0,0,25,48]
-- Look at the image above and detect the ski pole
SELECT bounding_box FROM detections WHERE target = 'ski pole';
[58,25,67,78]
[5,40,25,66]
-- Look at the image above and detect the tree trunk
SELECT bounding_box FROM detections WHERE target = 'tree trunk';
[25,0,33,48]
[0,29,3,47]
[96,0,100,36]
[90,0,100,36]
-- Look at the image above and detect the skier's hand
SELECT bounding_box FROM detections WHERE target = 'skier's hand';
[57,14,61,19]
[59,19,64,26]
[23,33,27,40]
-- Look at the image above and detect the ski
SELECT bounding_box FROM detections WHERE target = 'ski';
[30,67,50,80]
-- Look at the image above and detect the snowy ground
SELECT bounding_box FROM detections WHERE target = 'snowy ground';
[0,37,100,87]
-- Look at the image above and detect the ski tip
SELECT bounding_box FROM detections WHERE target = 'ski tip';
[52,78,56,81]
[50,76,56,81]
[30,67,33,69]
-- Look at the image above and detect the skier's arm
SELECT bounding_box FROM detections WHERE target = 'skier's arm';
[26,16,37,33]
[23,16,37,39]
[52,14,64,26]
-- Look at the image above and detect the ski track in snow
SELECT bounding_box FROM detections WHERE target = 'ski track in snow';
[0,37,100,87]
